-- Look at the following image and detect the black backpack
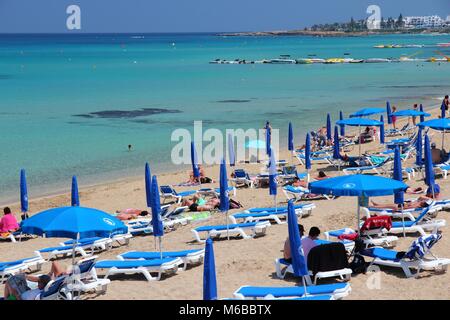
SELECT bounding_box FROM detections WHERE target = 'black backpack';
[349,254,366,274]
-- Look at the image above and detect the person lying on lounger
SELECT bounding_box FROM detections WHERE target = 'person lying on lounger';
[115,209,149,221]
[3,261,68,300]
[370,197,434,212]
[182,195,220,212]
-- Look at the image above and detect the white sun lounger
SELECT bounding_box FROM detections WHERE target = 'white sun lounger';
[361,203,441,221]
[229,203,315,224]
[94,258,183,281]
[233,283,351,300]
[0,253,46,283]
[283,185,333,201]
[37,237,112,260]
[160,185,197,204]
[191,221,271,243]
[384,207,446,236]
[117,249,205,271]
[325,228,399,248]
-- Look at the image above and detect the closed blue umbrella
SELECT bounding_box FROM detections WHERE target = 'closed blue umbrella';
[333,126,340,160]
[203,238,217,300]
[305,133,311,172]
[350,108,385,118]
[393,147,404,204]
[339,111,345,136]
[265,126,271,156]
[269,147,277,199]
[424,135,435,197]
[416,127,423,166]
[441,101,446,119]
[219,159,229,213]
[288,122,294,152]
[326,114,332,141]
[309,174,408,231]
[71,176,80,207]
[228,134,236,167]
[151,175,164,257]
[287,200,309,288]
[379,115,385,144]
[145,163,152,208]
[191,142,200,181]
[20,169,28,214]
[386,101,392,124]
[419,104,425,123]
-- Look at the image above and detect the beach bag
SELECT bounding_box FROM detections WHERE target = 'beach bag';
[229,198,243,209]
[200,177,213,184]
[349,254,366,274]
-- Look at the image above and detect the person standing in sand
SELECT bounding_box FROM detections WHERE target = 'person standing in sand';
[391,106,397,129]
[412,104,418,125]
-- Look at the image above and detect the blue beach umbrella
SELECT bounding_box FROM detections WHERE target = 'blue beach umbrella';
[269,147,278,206]
[326,114,332,141]
[288,122,294,152]
[350,107,385,118]
[309,174,408,230]
[203,238,217,300]
[191,142,200,181]
[228,134,236,167]
[265,127,271,156]
[441,101,446,119]
[339,111,345,136]
[419,104,425,123]
[379,115,385,144]
[424,135,436,198]
[386,101,392,124]
[21,207,128,239]
[151,175,164,257]
[145,163,152,208]
[219,158,230,238]
[418,118,450,150]
[287,200,309,289]
[71,176,80,207]
[416,127,423,167]
[333,126,340,160]
[393,147,404,204]
[20,169,28,214]
[305,133,311,172]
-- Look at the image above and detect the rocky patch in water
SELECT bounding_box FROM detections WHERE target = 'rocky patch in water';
[73,108,182,119]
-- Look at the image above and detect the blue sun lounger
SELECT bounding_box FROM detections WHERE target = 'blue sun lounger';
[191,221,271,243]
[246,203,313,214]
[117,249,205,270]
[160,185,197,204]
[37,237,112,260]
[95,257,184,281]
[0,253,46,283]
[230,204,315,224]
[233,283,351,300]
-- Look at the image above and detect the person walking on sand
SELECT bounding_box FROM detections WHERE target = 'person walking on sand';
[391,106,397,130]
[412,104,418,125]
[443,95,449,118]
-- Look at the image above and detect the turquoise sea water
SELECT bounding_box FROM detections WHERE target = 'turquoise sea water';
[0,33,449,203]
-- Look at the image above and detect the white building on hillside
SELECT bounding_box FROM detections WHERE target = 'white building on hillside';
[404,15,445,28]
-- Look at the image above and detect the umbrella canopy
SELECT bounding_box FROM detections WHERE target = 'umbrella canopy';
[228,134,236,167]
[339,111,345,136]
[269,147,277,196]
[191,142,200,179]
[391,110,431,117]
[145,163,152,208]
[203,238,217,300]
[287,200,308,277]
[305,133,311,170]
[333,126,340,160]
[419,104,425,123]
[21,206,128,239]
[71,176,80,207]
[417,118,450,131]
[288,122,294,152]
[424,135,435,188]
[441,101,446,119]
[20,169,28,213]
[326,114,332,141]
[309,174,408,197]
[336,118,383,127]
[386,101,392,124]
[393,147,404,204]
[416,127,423,166]
[265,127,271,156]
[350,108,385,118]
[151,176,164,238]
[245,140,266,149]
[219,159,229,212]
[379,115,385,144]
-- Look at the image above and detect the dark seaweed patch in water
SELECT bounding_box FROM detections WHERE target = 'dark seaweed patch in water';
[381,85,449,89]
[216,100,251,103]
[73,108,182,119]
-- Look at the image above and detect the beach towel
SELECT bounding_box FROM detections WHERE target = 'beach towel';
[360,215,392,232]
[307,243,348,276]
[404,234,442,260]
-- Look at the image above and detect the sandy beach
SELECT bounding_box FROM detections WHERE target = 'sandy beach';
[1,104,449,300]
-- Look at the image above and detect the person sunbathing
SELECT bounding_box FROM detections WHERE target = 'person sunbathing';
[370,197,433,212]
[182,195,220,212]
[115,209,149,221]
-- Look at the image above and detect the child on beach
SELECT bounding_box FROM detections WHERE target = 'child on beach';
[391,106,397,129]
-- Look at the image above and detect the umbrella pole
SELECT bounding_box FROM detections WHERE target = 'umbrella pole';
[302,277,308,297]
[226,210,229,240]
[442,131,445,151]
[401,204,405,237]
[357,200,361,233]
[159,237,163,259]
[274,195,277,212]
[72,233,79,266]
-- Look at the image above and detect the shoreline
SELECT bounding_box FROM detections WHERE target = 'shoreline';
[217,30,450,37]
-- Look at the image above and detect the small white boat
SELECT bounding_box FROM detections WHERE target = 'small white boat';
[364,58,391,63]
[269,58,297,64]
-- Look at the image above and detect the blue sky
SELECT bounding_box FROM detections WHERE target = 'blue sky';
[0,0,448,33]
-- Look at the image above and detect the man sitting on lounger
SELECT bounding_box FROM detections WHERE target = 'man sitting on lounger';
[182,195,220,212]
